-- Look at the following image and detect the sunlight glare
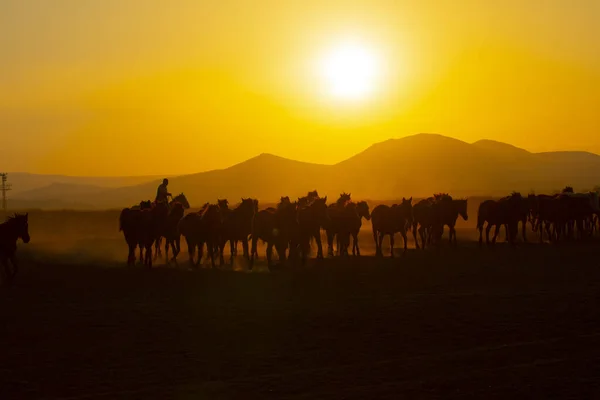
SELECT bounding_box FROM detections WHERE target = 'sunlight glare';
[319,41,382,101]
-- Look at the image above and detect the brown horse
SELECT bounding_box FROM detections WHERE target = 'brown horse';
[430,195,468,247]
[371,197,413,257]
[162,202,186,264]
[0,213,30,285]
[298,190,320,208]
[119,201,163,265]
[324,193,352,257]
[250,198,298,271]
[218,198,259,264]
[477,193,523,247]
[296,196,329,265]
[178,203,223,268]
[412,198,435,249]
[154,193,190,259]
[337,201,371,257]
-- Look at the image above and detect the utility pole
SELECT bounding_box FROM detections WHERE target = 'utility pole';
[0,173,11,213]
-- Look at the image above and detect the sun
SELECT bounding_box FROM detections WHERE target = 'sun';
[318,41,382,101]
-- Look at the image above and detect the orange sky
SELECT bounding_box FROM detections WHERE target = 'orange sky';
[2,1,600,176]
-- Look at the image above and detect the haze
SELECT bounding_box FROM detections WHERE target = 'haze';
[2,1,600,176]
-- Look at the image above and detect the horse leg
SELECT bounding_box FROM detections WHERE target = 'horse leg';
[389,234,395,258]
[378,232,385,257]
[478,225,483,248]
[250,236,258,270]
[165,240,170,265]
[401,230,408,254]
[485,223,492,245]
[522,219,528,243]
[412,224,420,250]
[228,239,235,264]
[492,224,501,245]
[451,225,457,247]
[242,238,250,262]
[266,243,273,269]
[315,230,324,259]
[418,226,427,249]
[1,256,11,285]
[7,254,19,282]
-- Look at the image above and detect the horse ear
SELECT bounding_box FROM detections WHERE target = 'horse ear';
[324,196,327,202]
[409,197,412,202]
[25,213,28,218]
[402,197,405,201]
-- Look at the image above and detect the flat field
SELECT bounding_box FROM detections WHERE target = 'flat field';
[1,207,600,399]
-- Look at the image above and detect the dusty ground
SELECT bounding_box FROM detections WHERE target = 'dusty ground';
[1,209,600,399]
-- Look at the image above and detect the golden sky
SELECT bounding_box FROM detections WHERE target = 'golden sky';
[2,0,600,176]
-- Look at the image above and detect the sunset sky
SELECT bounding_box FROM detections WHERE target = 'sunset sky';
[2,0,600,176]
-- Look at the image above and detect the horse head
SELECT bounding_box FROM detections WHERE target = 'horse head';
[9,213,30,244]
[217,199,229,211]
[173,193,190,209]
[312,196,330,224]
[337,192,351,207]
[357,201,371,221]
[455,199,469,221]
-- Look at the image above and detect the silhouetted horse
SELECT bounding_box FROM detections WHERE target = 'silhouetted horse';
[218,198,259,264]
[154,193,190,259]
[296,196,329,265]
[0,213,30,285]
[178,203,223,268]
[298,190,320,208]
[371,197,413,257]
[161,202,186,264]
[337,201,371,257]
[430,195,468,247]
[477,193,523,247]
[250,198,298,271]
[324,193,352,257]
[412,198,435,249]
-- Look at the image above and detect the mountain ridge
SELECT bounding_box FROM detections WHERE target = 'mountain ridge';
[9,133,600,209]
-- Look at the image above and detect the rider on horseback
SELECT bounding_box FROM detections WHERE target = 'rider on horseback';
[155,178,172,207]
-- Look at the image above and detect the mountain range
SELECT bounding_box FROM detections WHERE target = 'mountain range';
[8,133,600,209]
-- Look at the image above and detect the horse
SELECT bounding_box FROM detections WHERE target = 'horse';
[162,202,186,264]
[218,198,259,264]
[154,193,190,260]
[412,198,435,249]
[178,203,223,268]
[430,195,468,247]
[337,201,371,257]
[0,213,30,285]
[250,198,298,271]
[371,197,413,257]
[298,190,320,208]
[324,193,353,257]
[477,193,524,247]
[296,196,329,265]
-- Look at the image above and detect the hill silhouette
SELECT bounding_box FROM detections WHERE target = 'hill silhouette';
[10,133,600,209]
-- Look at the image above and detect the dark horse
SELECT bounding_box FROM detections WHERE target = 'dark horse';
[154,193,190,260]
[337,201,371,257]
[430,195,469,247]
[162,202,186,264]
[119,201,169,268]
[178,203,223,268]
[324,193,353,257]
[218,198,259,265]
[371,198,413,257]
[0,213,30,285]
[250,197,298,271]
[477,192,524,247]
[296,196,329,265]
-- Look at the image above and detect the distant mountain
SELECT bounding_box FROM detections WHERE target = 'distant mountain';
[6,173,161,196]
[9,133,600,209]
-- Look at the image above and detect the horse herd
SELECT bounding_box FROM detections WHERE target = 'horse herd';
[118,187,600,271]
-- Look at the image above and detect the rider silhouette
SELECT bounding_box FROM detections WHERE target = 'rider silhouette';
[155,178,172,205]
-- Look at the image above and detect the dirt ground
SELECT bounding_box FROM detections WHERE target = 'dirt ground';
[2,209,600,399]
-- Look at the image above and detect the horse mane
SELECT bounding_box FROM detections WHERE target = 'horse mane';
[433,193,452,202]
[562,186,574,194]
